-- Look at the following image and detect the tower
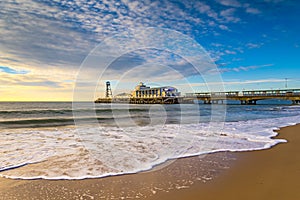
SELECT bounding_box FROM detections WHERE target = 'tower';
[105,81,112,98]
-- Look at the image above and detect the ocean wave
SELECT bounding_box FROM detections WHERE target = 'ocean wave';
[0,103,300,179]
[0,108,150,115]
[1,115,299,180]
[0,115,156,128]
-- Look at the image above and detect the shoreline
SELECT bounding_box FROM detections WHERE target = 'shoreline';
[155,123,300,200]
[0,124,299,199]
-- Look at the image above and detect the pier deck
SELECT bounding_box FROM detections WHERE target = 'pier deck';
[95,97,181,104]
[186,89,300,105]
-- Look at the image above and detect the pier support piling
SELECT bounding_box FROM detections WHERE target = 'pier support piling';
[293,100,300,105]
[241,100,257,105]
[204,100,211,104]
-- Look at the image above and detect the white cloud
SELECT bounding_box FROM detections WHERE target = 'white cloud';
[220,8,236,17]
[219,24,230,30]
[220,8,240,23]
[217,64,273,73]
[189,1,220,22]
[216,0,242,8]
[246,42,264,49]
[225,50,236,55]
[173,78,288,94]
[263,0,284,3]
[245,7,261,14]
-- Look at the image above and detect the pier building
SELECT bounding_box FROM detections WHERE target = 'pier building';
[131,82,180,98]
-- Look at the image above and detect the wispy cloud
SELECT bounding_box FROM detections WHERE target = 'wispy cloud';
[263,0,284,3]
[246,42,264,49]
[177,78,286,88]
[218,64,273,73]
[220,8,240,23]
[0,72,71,88]
[218,24,230,31]
[224,50,237,55]
[208,64,273,74]
[245,7,261,14]
[216,0,242,8]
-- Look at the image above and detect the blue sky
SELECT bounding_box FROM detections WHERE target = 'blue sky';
[0,0,299,100]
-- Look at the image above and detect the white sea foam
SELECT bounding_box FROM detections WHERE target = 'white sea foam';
[0,114,299,180]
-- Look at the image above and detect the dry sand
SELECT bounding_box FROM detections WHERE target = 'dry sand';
[0,124,299,200]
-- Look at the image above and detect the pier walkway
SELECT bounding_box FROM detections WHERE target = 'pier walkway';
[185,89,300,105]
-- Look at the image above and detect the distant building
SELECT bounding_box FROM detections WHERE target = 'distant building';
[131,82,180,98]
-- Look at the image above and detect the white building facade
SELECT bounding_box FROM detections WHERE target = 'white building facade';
[131,82,180,98]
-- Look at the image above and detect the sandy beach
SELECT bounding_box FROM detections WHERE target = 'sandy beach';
[155,124,300,200]
[0,124,299,200]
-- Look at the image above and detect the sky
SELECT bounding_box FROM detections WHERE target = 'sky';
[1,0,300,101]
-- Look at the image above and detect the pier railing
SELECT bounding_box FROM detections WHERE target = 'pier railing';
[187,89,300,104]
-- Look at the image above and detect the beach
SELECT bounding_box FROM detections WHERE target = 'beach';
[0,123,299,200]
[155,124,300,200]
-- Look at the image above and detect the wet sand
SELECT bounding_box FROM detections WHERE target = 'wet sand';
[0,124,299,200]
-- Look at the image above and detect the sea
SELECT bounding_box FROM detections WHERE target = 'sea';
[0,100,300,180]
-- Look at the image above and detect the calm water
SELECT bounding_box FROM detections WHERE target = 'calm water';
[0,101,299,179]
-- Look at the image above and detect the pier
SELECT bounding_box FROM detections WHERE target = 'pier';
[95,89,300,105]
[185,89,300,105]
[95,82,300,105]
